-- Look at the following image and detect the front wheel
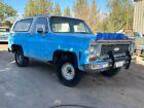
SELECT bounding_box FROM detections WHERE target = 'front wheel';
[101,68,120,77]
[15,50,29,67]
[56,60,82,87]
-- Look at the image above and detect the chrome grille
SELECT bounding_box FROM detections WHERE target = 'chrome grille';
[101,44,129,56]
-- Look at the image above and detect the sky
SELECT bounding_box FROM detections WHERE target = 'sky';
[4,0,108,16]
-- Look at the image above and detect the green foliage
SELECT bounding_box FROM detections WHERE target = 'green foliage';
[0,2,17,21]
[73,0,100,33]
[53,3,61,16]
[88,0,99,33]
[24,0,134,33]
[24,0,63,16]
[73,0,89,22]
[24,0,53,17]
[105,0,134,32]
[2,20,12,27]
[24,0,36,17]
[73,0,134,33]
[63,7,71,17]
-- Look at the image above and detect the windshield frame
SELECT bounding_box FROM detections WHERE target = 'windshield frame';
[49,16,93,34]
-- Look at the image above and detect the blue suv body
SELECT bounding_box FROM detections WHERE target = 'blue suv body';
[8,15,134,87]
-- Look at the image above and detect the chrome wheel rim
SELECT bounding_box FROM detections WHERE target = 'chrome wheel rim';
[61,63,75,81]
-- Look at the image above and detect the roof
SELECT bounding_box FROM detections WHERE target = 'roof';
[20,15,83,22]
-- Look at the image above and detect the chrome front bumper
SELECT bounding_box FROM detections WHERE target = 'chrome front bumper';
[84,60,127,72]
[84,52,131,72]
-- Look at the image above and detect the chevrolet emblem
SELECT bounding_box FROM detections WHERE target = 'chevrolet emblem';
[114,47,120,52]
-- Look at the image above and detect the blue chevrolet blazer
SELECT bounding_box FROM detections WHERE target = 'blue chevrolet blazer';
[8,15,134,87]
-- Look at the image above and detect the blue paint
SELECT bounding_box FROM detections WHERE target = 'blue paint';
[8,16,131,71]
[8,31,129,71]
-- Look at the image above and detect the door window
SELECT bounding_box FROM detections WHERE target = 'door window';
[34,17,48,32]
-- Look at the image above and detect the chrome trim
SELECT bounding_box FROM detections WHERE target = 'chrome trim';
[91,42,130,57]
[96,40,133,44]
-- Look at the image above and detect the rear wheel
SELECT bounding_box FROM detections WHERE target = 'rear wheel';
[15,50,29,67]
[56,59,82,87]
[101,68,120,77]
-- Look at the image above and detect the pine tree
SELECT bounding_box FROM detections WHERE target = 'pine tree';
[53,3,61,16]
[24,0,53,17]
[73,0,101,33]
[89,0,99,33]
[36,0,53,15]
[106,0,134,32]
[63,7,71,17]
[73,0,89,23]
[0,2,17,21]
[24,0,36,17]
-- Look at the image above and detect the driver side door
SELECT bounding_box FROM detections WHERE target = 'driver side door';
[27,17,49,61]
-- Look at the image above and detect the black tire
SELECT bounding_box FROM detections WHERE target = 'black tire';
[56,59,83,87]
[101,68,120,77]
[15,50,29,67]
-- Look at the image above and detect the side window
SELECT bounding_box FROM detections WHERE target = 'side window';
[52,23,70,33]
[13,18,33,32]
[35,17,48,32]
[74,22,87,33]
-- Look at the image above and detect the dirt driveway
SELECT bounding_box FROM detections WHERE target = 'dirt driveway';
[0,51,144,108]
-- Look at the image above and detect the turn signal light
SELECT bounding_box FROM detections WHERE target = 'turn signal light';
[89,56,97,61]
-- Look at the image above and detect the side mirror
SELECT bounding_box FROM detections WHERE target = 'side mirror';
[36,24,46,34]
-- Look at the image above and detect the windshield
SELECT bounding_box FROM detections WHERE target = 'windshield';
[50,17,92,34]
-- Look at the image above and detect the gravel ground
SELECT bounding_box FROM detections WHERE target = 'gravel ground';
[0,51,144,108]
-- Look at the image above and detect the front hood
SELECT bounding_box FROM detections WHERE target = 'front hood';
[49,33,131,52]
[52,33,129,41]
[55,33,129,41]
[50,33,96,50]
[95,33,129,40]
[51,33,130,48]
